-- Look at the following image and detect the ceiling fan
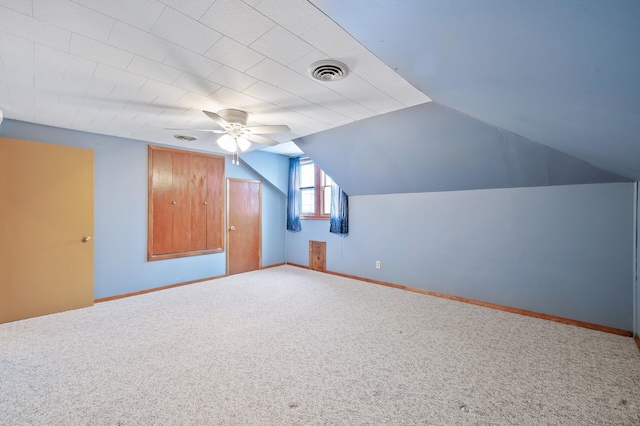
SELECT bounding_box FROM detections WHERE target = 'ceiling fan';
[168,109,290,164]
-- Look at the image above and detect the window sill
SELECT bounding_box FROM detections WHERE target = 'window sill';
[300,215,330,220]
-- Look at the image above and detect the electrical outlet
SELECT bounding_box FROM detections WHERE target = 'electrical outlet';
[376,260,381,269]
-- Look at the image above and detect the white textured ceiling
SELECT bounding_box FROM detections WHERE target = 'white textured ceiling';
[0,0,430,155]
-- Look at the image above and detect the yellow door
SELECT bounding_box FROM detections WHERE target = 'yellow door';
[0,137,94,323]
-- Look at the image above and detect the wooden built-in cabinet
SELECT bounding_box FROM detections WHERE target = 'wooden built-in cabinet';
[148,145,225,260]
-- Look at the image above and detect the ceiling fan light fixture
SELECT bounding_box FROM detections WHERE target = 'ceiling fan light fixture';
[217,134,236,152]
[237,137,251,152]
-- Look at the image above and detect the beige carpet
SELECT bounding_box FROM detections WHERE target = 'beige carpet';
[1,266,639,425]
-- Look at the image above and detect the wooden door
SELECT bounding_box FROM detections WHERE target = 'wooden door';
[0,137,94,323]
[310,241,326,272]
[227,179,261,275]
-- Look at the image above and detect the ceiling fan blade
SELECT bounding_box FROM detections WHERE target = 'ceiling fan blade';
[245,133,279,147]
[203,110,229,129]
[164,127,221,131]
[164,128,226,133]
[246,125,291,134]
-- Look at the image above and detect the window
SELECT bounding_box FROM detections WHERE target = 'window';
[299,158,332,219]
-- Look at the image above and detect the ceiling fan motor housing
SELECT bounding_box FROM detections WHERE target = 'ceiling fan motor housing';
[218,109,249,127]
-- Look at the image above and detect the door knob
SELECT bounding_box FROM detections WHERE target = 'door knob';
[82,236,92,243]
[229,226,236,231]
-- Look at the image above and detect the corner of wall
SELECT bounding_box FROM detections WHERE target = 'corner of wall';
[634,182,639,337]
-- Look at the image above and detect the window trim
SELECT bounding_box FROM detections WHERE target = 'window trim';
[299,158,330,220]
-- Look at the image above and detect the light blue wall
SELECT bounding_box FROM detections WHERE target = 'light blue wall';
[287,182,635,331]
[242,150,289,195]
[1,119,287,299]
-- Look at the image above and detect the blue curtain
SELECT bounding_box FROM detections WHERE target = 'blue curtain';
[329,181,348,236]
[286,157,302,232]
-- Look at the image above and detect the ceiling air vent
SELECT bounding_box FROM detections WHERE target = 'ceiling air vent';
[174,134,197,141]
[309,60,349,82]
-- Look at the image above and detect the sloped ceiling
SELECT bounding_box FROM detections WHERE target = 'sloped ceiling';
[301,0,640,193]
[296,102,627,196]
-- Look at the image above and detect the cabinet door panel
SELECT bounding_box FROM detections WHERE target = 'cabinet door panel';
[206,156,224,251]
[172,152,191,253]
[190,155,207,251]
[152,149,173,255]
